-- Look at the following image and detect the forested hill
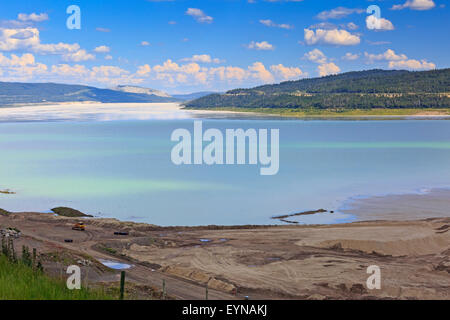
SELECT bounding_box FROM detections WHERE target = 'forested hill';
[185,69,450,110]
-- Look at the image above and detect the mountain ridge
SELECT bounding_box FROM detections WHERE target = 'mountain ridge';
[185,69,450,110]
[111,85,172,98]
[0,82,215,106]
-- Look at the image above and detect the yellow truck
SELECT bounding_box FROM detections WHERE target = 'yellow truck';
[72,222,85,231]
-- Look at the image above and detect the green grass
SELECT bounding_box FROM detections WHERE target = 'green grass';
[186,107,450,118]
[98,245,118,255]
[0,208,10,216]
[0,255,112,300]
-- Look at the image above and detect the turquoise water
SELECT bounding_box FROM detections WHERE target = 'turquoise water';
[1,119,450,225]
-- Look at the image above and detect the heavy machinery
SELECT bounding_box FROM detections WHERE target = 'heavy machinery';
[72,222,86,231]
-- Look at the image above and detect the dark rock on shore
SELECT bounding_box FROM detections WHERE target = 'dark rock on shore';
[51,207,93,218]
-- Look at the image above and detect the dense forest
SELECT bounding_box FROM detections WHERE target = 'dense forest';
[185,69,450,110]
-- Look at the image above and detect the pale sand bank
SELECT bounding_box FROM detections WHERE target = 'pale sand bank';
[340,188,450,221]
[0,102,261,122]
[2,102,449,122]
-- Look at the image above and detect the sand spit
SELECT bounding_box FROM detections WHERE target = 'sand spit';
[272,209,328,224]
[0,210,448,300]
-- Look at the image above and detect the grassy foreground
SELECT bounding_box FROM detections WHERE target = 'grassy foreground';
[186,107,450,118]
[0,255,111,300]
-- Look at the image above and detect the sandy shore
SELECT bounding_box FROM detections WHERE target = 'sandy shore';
[3,102,448,122]
[1,209,448,300]
[0,102,264,122]
[341,188,450,221]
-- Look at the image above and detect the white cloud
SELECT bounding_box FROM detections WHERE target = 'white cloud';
[35,42,81,55]
[63,49,95,62]
[270,64,304,80]
[388,59,435,70]
[316,7,364,20]
[304,49,328,64]
[0,51,140,85]
[303,49,341,77]
[136,64,151,76]
[318,62,341,76]
[346,22,359,30]
[0,12,48,29]
[17,13,49,22]
[8,30,35,40]
[364,49,407,62]
[365,49,436,70]
[149,59,209,84]
[181,54,221,64]
[209,66,247,81]
[186,8,213,24]
[0,52,47,80]
[51,64,90,77]
[94,45,110,53]
[50,64,140,86]
[308,22,338,30]
[0,27,83,57]
[141,41,150,46]
[105,55,113,60]
[304,28,360,46]
[153,59,202,75]
[7,63,47,78]
[135,59,306,87]
[259,19,293,30]
[248,62,274,83]
[342,52,359,61]
[246,41,274,50]
[0,52,307,89]
[0,28,39,51]
[392,0,435,10]
[310,22,359,31]
[0,52,35,66]
[92,65,129,77]
[366,15,395,31]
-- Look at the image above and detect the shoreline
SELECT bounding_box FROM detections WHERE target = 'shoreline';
[1,186,449,227]
[1,102,450,122]
[184,106,450,120]
[0,102,273,123]
[339,187,450,222]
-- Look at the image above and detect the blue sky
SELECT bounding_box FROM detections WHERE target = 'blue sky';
[0,0,448,93]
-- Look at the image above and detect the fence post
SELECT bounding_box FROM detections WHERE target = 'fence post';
[85,267,90,289]
[162,279,166,300]
[119,271,126,300]
[32,248,37,270]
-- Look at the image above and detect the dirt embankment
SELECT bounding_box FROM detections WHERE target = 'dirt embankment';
[0,211,449,300]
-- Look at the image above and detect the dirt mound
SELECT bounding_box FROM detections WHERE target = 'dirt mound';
[84,218,157,232]
[318,233,449,256]
[162,265,236,293]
